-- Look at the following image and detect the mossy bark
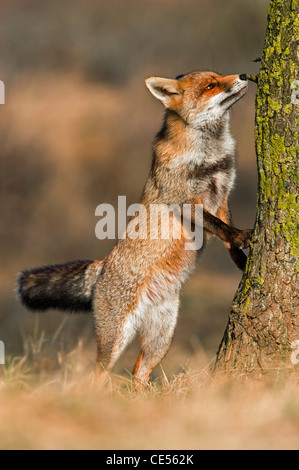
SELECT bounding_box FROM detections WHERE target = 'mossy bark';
[215,0,299,377]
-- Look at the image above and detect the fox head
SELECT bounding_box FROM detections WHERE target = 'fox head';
[145,71,248,127]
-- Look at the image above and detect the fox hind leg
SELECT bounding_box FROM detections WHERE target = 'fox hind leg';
[92,291,180,388]
[93,308,138,384]
[133,295,180,386]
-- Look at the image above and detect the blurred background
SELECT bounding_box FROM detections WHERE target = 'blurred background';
[0,0,268,377]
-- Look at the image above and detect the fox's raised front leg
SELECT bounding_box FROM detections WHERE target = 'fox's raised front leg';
[216,197,252,271]
[202,209,252,249]
[187,198,252,253]
[182,200,252,271]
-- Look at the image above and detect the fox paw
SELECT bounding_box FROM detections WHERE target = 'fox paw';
[229,245,248,271]
[233,229,253,250]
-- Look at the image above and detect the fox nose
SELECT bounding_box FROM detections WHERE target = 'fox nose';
[239,74,248,81]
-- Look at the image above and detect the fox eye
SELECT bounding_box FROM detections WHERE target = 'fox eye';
[205,83,216,91]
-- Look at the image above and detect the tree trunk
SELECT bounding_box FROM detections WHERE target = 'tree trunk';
[215,0,299,377]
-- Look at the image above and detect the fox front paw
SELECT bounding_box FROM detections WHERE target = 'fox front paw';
[229,245,248,271]
[232,229,253,250]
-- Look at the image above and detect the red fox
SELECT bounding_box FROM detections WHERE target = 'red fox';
[18,71,252,385]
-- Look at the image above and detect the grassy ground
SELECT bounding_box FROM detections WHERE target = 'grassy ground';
[1,328,299,450]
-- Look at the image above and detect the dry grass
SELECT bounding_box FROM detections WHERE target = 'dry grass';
[1,329,299,451]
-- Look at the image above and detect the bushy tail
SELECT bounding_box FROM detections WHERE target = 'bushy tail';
[17,259,105,313]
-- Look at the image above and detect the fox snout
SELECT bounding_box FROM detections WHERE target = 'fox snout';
[239,74,248,81]
[232,76,248,91]
[233,76,248,96]
[220,74,248,93]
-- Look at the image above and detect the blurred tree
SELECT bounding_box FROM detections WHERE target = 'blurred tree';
[215,0,299,376]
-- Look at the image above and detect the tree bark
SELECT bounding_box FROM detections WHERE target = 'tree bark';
[215,0,299,377]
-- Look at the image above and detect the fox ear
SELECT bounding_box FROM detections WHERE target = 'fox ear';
[145,77,182,108]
